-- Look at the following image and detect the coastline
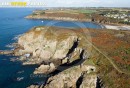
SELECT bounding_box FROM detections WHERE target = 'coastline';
[25,16,105,29]
[1,8,130,88]
[1,25,130,88]
[103,24,130,30]
[26,15,130,30]
[25,16,92,22]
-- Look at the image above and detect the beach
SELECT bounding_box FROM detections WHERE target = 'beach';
[104,24,130,30]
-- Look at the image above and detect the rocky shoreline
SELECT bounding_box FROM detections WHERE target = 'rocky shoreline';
[0,26,101,88]
[26,11,130,31]
[1,25,130,88]
[104,24,130,30]
[26,15,130,30]
[25,15,92,22]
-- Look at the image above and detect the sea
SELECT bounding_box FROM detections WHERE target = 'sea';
[0,8,102,88]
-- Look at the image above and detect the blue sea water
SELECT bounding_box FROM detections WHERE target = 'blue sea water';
[0,8,102,88]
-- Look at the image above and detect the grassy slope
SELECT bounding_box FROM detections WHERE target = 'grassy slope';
[30,26,130,88]
[89,29,130,88]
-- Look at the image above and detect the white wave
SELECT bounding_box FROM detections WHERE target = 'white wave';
[16,77,24,81]
[5,43,14,48]
[17,70,24,74]
[12,34,23,41]
[5,34,23,49]
[24,54,30,58]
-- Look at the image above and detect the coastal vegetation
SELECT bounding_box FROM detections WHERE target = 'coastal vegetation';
[78,9,97,14]
[27,8,130,25]
[1,8,130,88]
[1,26,130,88]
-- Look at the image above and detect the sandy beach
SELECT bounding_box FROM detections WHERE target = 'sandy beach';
[104,25,130,30]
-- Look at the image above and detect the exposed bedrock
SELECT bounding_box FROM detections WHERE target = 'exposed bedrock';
[0,26,101,88]
[11,27,91,74]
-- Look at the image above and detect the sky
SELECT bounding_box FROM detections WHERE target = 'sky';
[1,0,130,7]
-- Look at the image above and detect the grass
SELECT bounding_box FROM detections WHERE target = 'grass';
[84,59,95,65]
[88,29,130,88]
[79,10,97,14]
[39,11,45,15]
[32,13,37,15]
[125,48,130,54]
[25,26,130,88]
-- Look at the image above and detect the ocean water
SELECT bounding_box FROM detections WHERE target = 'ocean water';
[0,8,102,88]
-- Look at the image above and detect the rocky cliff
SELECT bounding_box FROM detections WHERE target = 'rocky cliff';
[0,26,100,88]
[25,15,91,22]
[1,26,130,88]
[25,11,91,22]
[26,10,119,24]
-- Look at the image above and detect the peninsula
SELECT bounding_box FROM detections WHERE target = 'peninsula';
[0,26,130,88]
[26,8,130,30]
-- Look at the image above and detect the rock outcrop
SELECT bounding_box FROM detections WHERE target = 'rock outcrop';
[25,11,91,22]
[29,63,97,88]
[0,26,100,88]
[33,63,56,74]
[44,65,97,88]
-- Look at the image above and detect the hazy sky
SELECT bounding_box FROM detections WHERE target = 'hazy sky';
[1,0,130,7]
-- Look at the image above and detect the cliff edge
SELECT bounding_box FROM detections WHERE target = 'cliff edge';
[12,26,98,88]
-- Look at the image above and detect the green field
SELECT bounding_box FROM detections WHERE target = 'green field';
[79,10,97,14]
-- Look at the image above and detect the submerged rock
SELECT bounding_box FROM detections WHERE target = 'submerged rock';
[0,50,13,55]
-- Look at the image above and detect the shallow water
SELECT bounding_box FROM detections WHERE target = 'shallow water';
[0,8,102,88]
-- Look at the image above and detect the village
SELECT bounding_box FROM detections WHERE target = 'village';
[100,9,130,24]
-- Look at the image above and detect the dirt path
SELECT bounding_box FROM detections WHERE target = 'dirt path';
[87,39,130,75]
